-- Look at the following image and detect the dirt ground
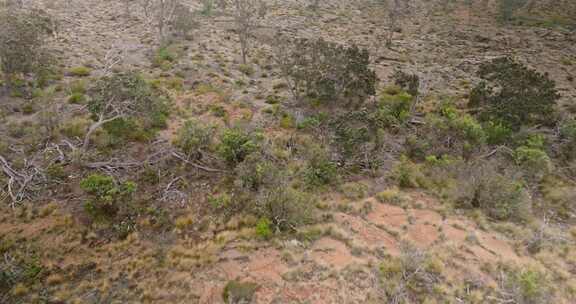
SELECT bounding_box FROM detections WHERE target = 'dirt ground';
[1,0,576,303]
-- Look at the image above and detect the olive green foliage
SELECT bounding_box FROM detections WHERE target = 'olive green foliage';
[484,120,513,145]
[374,88,413,128]
[87,72,167,145]
[413,102,486,159]
[218,128,259,166]
[234,152,283,192]
[0,7,55,91]
[0,240,44,298]
[68,66,91,77]
[256,187,314,231]
[329,109,387,170]
[450,162,531,221]
[469,57,559,130]
[392,70,419,97]
[559,118,576,160]
[303,151,338,187]
[80,174,136,222]
[513,134,552,179]
[222,280,258,304]
[275,37,377,107]
[174,120,215,160]
[497,265,554,303]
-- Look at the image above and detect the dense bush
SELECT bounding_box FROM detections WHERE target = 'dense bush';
[84,72,168,149]
[234,152,284,192]
[217,128,259,166]
[373,88,413,128]
[497,265,554,303]
[0,7,56,92]
[256,187,314,231]
[559,118,576,160]
[469,57,560,130]
[274,37,377,107]
[450,162,531,221]
[411,102,486,159]
[80,174,136,222]
[303,151,338,187]
[174,120,215,160]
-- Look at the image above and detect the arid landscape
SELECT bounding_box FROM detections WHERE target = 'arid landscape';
[1,0,576,303]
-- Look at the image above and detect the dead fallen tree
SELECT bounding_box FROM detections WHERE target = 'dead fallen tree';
[0,155,45,207]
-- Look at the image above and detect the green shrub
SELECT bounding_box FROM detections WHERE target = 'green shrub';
[68,66,91,77]
[303,152,338,187]
[60,117,90,139]
[256,187,314,231]
[451,163,531,221]
[255,217,272,239]
[80,174,136,221]
[0,8,55,92]
[210,105,227,118]
[374,89,413,128]
[217,128,258,166]
[484,121,513,145]
[86,72,168,148]
[45,164,67,181]
[238,64,254,76]
[174,120,215,160]
[514,146,552,178]
[152,46,178,69]
[469,57,559,130]
[560,119,576,160]
[68,92,86,104]
[274,38,377,107]
[393,157,428,189]
[234,153,283,192]
[222,280,258,304]
[498,265,554,303]
[208,193,233,212]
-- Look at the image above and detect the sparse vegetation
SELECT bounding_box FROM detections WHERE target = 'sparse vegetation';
[1,0,575,302]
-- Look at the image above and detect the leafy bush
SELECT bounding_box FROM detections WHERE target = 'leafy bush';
[85,72,168,149]
[450,162,531,221]
[274,37,377,107]
[559,119,576,160]
[234,152,283,192]
[256,187,314,231]
[303,152,338,187]
[222,280,258,304]
[217,128,258,166]
[514,146,552,179]
[497,265,554,304]
[68,66,91,77]
[374,88,413,128]
[174,120,215,160]
[255,217,272,239]
[393,156,428,189]
[469,57,560,130]
[392,70,420,97]
[484,121,513,145]
[80,174,136,222]
[0,7,55,92]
